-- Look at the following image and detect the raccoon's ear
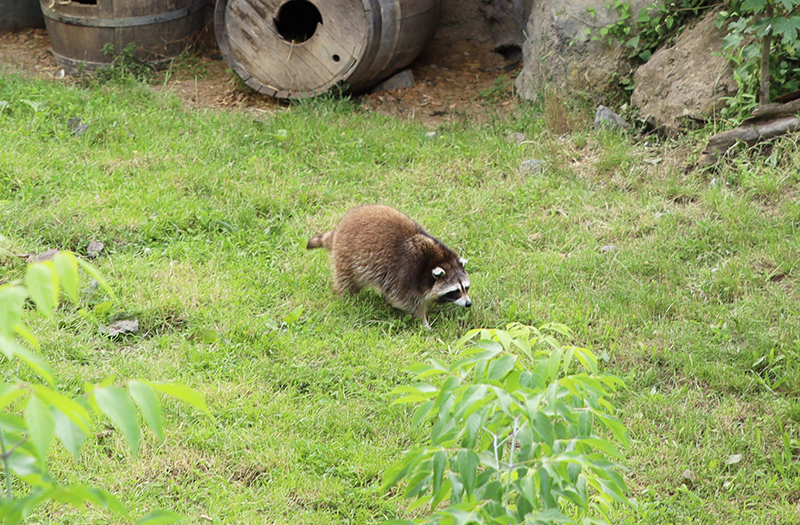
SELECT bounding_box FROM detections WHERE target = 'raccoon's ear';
[432,267,446,279]
[459,258,468,267]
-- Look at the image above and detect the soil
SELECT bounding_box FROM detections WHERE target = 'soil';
[0,27,521,126]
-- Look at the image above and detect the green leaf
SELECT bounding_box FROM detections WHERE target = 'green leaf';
[571,346,598,374]
[432,450,446,501]
[487,354,517,381]
[53,410,87,458]
[8,486,59,523]
[440,507,478,525]
[25,395,55,467]
[533,411,556,449]
[282,305,304,325]
[134,510,185,525]
[0,332,24,360]
[7,451,49,487]
[13,345,54,386]
[128,380,164,442]
[430,478,452,513]
[93,300,114,316]
[529,507,573,523]
[196,329,220,344]
[12,321,40,352]
[53,251,80,305]
[25,262,58,318]
[93,385,140,458]
[31,385,90,434]
[772,16,798,43]
[411,401,435,427]
[578,437,623,459]
[50,486,130,519]
[742,0,769,14]
[456,450,478,499]
[455,328,482,348]
[548,346,563,380]
[0,285,27,336]
[495,330,513,351]
[512,336,532,358]
[148,382,211,416]
[461,411,484,449]
[0,383,25,411]
[381,447,426,491]
[590,409,629,447]
[270,129,288,141]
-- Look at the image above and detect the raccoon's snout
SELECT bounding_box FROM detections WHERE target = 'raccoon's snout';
[439,285,471,308]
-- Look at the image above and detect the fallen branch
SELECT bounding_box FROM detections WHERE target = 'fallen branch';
[696,97,800,168]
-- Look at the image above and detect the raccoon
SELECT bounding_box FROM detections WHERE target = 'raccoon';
[307,205,471,328]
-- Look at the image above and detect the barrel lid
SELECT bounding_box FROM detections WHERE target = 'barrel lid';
[215,0,376,99]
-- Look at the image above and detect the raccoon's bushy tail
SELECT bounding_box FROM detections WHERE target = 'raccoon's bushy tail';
[306,231,334,250]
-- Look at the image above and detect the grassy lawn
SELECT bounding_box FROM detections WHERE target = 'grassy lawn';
[1,68,800,524]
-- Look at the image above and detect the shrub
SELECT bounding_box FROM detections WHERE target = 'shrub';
[383,323,630,525]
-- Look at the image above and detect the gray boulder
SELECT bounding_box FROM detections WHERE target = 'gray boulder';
[594,105,629,130]
[516,0,654,101]
[630,9,737,135]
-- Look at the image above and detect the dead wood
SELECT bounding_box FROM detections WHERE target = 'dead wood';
[696,98,800,168]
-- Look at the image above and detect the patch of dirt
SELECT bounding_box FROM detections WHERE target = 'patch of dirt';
[0,28,520,126]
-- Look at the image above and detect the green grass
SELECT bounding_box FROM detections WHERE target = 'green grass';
[1,70,800,524]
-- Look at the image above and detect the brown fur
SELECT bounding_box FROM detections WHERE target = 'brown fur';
[307,205,470,328]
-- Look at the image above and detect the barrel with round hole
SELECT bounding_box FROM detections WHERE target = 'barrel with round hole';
[40,0,206,72]
[214,0,441,99]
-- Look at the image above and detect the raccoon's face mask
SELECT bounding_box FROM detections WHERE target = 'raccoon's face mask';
[432,265,472,308]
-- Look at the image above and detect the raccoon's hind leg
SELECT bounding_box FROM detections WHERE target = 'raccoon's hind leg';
[331,266,365,296]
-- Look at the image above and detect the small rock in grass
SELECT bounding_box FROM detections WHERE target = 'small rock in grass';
[99,318,140,338]
[370,69,415,93]
[725,454,742,465]
[27,248,59,263]
[508,131,526,143]
[425,131,438,139]
[519,159,545,175]
[594,105,629,131]
[85,279,99,293]
[600,244,617,254]
[681,469,696,487]
[87,240,105,258]
[67,116,88,137]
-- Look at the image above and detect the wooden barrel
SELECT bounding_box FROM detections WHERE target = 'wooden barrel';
[40,0,206,72]
[214,0,441,99]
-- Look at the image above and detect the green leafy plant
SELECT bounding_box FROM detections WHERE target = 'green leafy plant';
[0,251,211,524]
[588,0,718,63]
[719,0,800,104]
[383,323,631,525]
[82,42,157,84]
